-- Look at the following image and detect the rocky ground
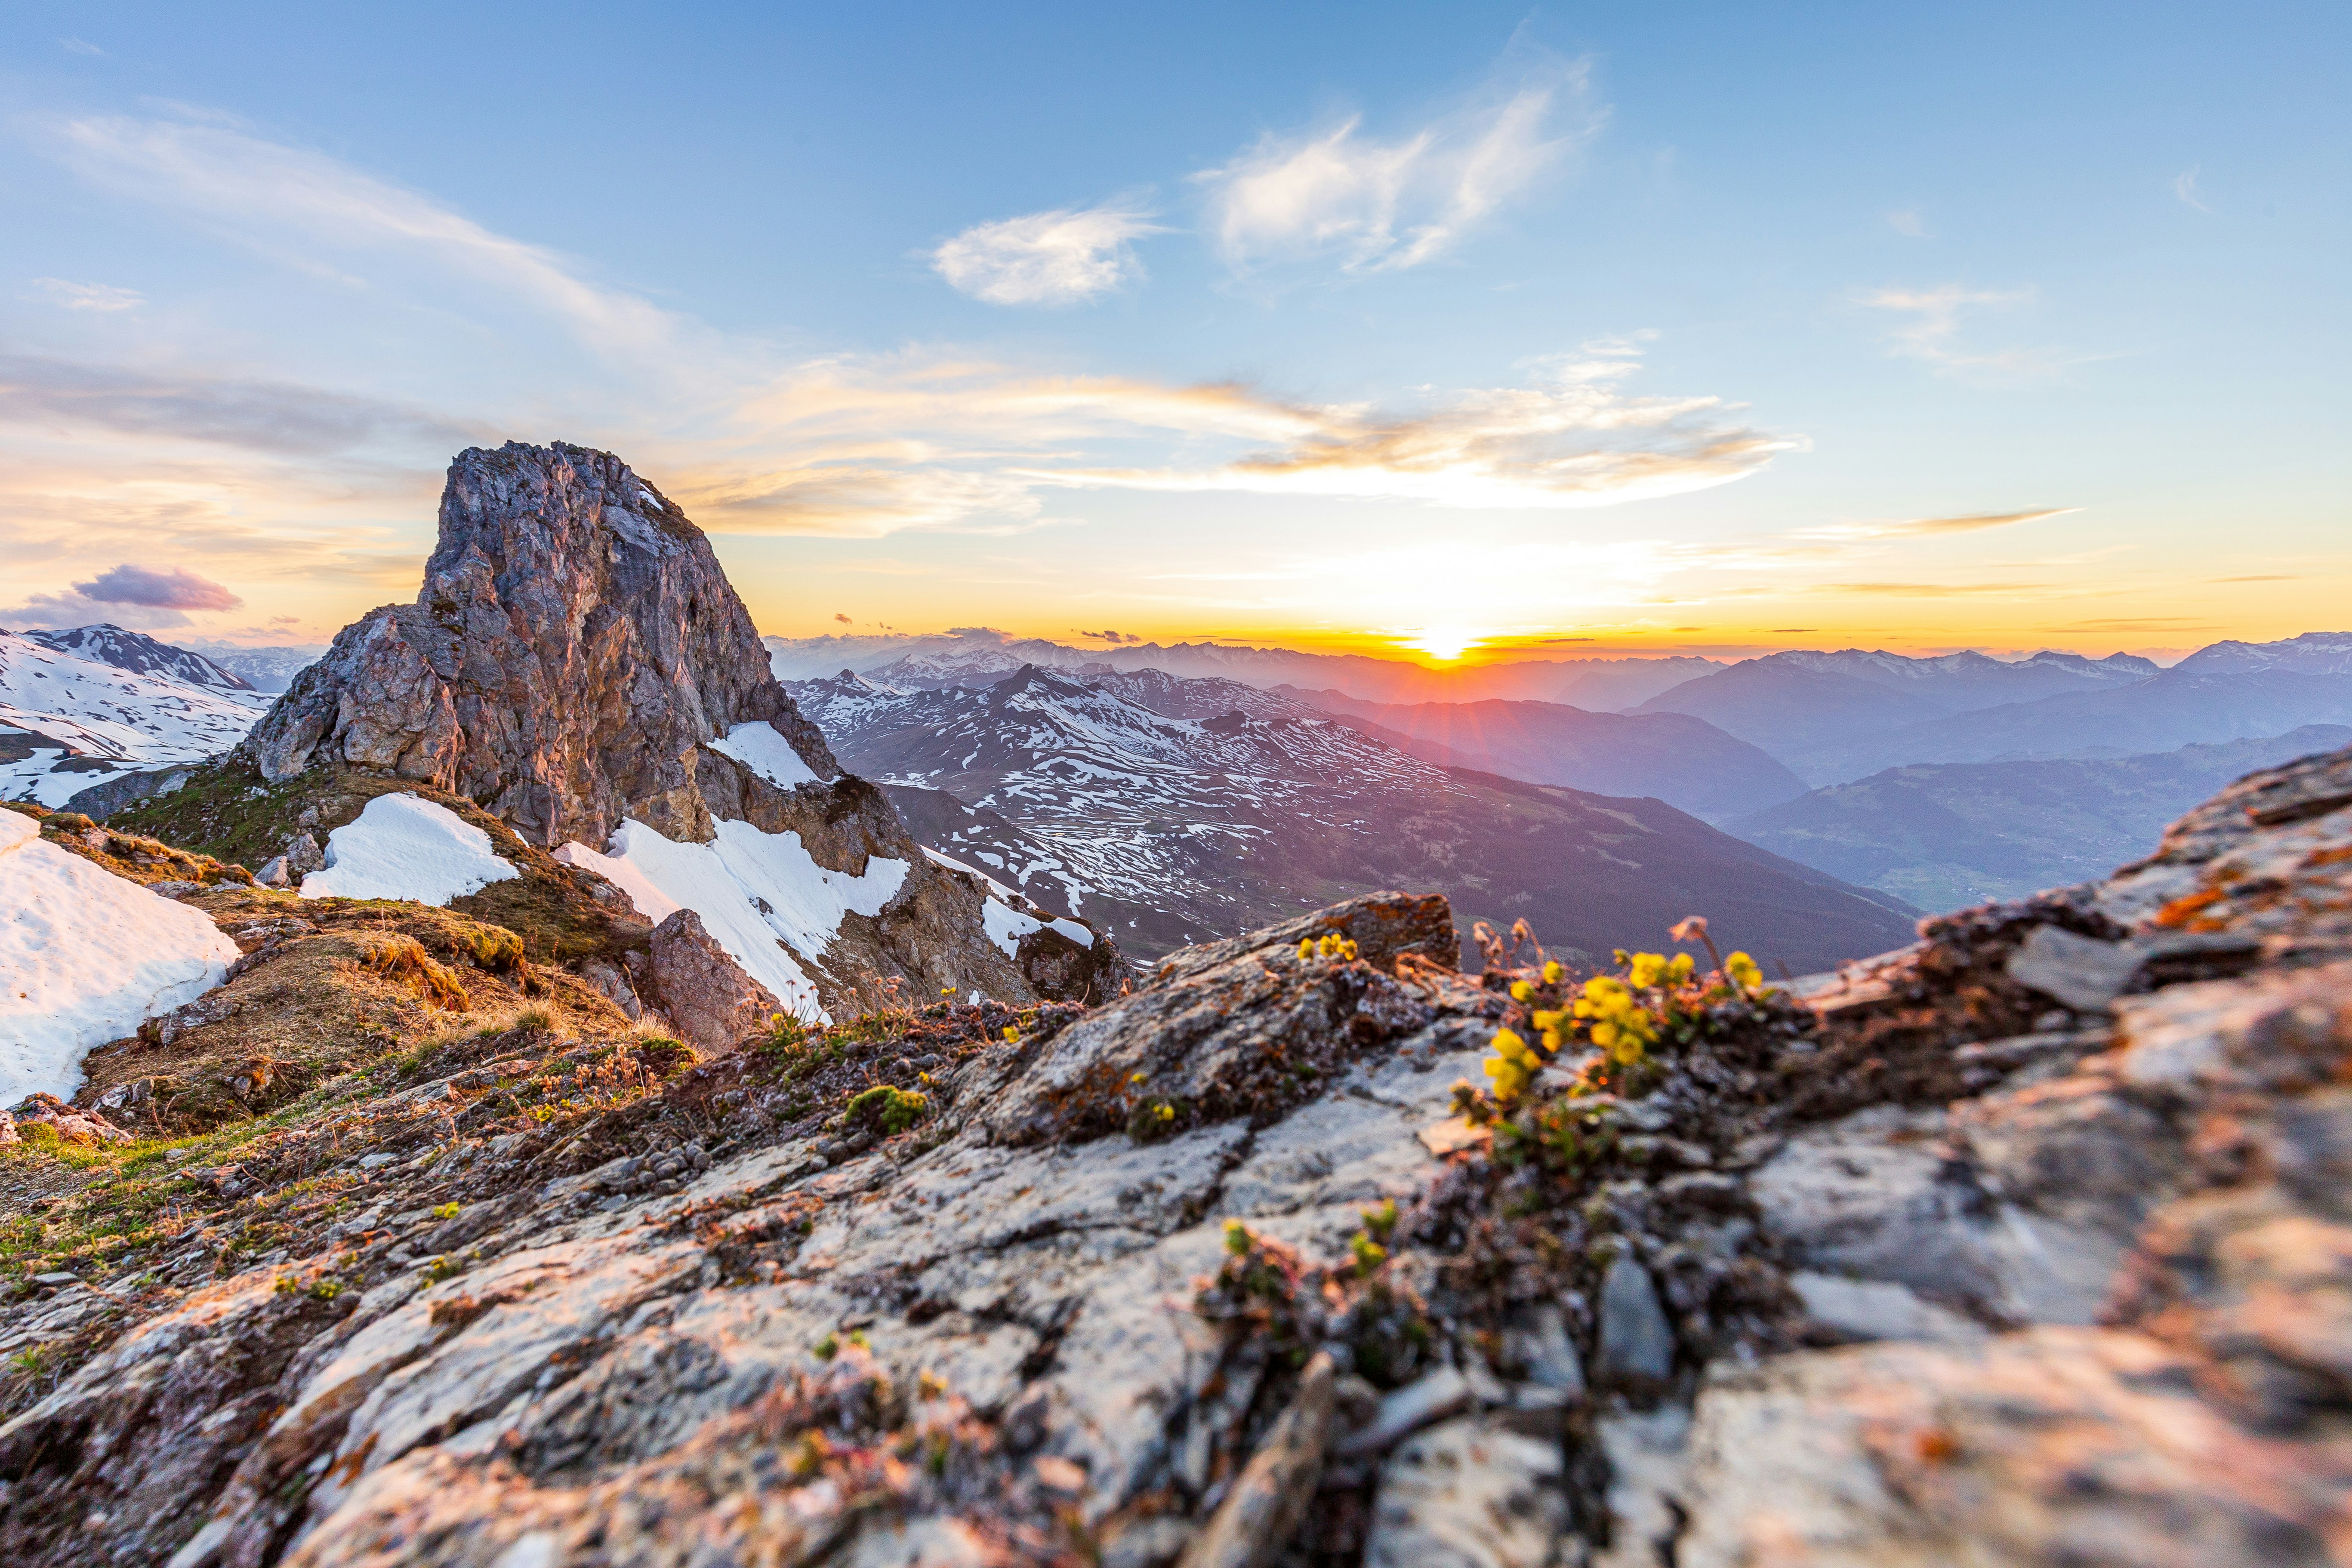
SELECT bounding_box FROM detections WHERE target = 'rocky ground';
[0,742,2347,1566]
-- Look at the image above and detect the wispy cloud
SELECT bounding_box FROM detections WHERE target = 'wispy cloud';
[0,353,484,456]
[1194,59,1599,274]
[932,203,1164,305]
[1886,209,1926,238]
[2172,166,2211,213]
[29,277,143,311]
[1819,580,2047,596]
[1860,284,2083,382]
[59,37,104,57]
[44,111,682,355]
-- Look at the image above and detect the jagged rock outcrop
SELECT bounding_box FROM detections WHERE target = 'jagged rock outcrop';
[4,747,2349,1566]
[244,442,835,849]
[646,909,779,1054]
[228,441,1117,1015]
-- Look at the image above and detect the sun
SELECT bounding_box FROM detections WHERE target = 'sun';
[1402,626,1482,662]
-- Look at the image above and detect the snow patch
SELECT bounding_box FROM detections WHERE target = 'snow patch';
[557,818,909,1023]
[981,898,1044,956]
[300,794,521,905]
[708,721,822,789]
[1048,917,1094,948]
[0,809,241,1100]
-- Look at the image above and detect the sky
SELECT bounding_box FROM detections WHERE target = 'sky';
[2,1,2346,665]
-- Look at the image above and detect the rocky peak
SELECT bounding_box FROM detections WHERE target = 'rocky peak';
[244,441,837,848]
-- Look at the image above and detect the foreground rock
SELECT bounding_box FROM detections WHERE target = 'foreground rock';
[0,742,2347,1566]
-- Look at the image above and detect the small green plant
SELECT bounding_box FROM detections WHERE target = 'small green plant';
[1295,932,1360,963]
[843,1085,928,1137]
[813,1331,839,1360]
[513,1006,555,1032]
[308,1277,344,1301]
[273,1275,300,1296]
[431,1203,461,1221]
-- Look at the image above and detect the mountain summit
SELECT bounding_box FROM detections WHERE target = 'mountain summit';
[214,442,1118,1021]
[246,442,837,849]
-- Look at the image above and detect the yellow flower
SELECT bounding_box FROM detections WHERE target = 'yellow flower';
[1669,953,1695,983]
[1541,960,1563,985]
[1002,1026,1020,1042]
[1727,951,1764,992]
[1297,938,1315,961]
[1510,980,1533,1002]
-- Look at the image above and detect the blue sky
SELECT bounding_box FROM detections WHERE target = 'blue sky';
[3,2,2345,661]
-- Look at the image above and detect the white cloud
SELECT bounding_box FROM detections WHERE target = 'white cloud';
[2172,165,2211,213]
[1886,208,1926,237]
[29,277,142,311]
[932,204,1163,305]
[1195,61,1599,274]
[59,37,104,57]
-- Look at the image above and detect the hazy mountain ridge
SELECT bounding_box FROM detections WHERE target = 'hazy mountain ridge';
[766,628,1720,709]
[1640,635,2352,786]
[1729,724,2352,910]
[789,662,1915,969]
[1274,687,1809,822]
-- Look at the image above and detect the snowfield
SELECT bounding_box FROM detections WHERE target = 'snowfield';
[558,819,909,1023]
[0,810,240,1100]
[300,794,521,904]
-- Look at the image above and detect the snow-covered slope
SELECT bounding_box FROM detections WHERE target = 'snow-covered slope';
[26,624,253,690]
[790,664,1465,940]
[0,631,271,807]
[790,664,1917,969]
[0,810,240,1100]
[556,819,909,1022]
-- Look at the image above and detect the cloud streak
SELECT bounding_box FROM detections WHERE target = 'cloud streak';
[29,277,142,311]
[1861,285,2084,382]
[0,353,485,457]
[45,111,683,356]
[932,203,1163,305]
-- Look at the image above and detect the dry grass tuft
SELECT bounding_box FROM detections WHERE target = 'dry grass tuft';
[362,935,471,1011]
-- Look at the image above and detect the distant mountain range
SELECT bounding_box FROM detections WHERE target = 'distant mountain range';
[766,628,1719,709]
[1272,688,1809,822]
[786,664,1915,971]
[177,640,329,693]
[1638,637,2352,785]
[1729,725,2352,910]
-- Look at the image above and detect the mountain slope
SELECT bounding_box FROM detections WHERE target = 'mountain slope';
[1729,724,2352,909]
[791,664,1916,971]
[1277,688,1809,821]
[178,640,328,693]
[25,624,253,690]
[0,630,270,807]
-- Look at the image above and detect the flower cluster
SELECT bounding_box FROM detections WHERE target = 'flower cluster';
[1298,932,1361,962]
[1468,928,1776,1112]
